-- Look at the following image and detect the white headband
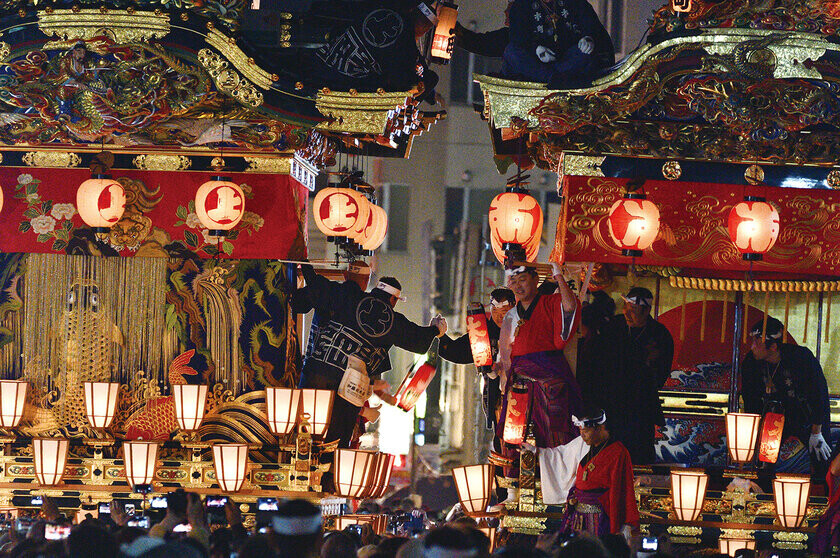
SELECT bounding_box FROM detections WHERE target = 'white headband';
[621,295,653,307]
[490,299,510,308]
[750,327,783,339]
[504,266,527,280]
[375,281,406,301]
[271,514,323,535]
[572,412,607,428]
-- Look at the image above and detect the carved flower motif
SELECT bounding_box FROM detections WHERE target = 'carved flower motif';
[50,203,76,220]
[30,214,56,234]
[242,211,264,231]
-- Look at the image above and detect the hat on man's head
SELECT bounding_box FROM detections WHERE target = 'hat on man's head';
[504,262,538,281]
[621,286,654,307]
[572,408,607,429]
[750,317,784,340]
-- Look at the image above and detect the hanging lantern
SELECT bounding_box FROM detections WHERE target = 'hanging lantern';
[466,303,493,373]
[313,187,369,242]
[213,443,249,492]
[361,205,388,251]
[333,449,377,498]
[33,438,69,486]
[452,464,494,517]
[478,522,497,552]
[265,387,301,436]
[370,453,396,499]
[719,538,755,557]
[670,469,708,521]
[430,3,458,63]
[607,192,660,257]
[394,361,437,412]
[773,474,810,528]
[0,380,27,428]
[727,196,780,261]
[725,412,761,463]
[172,384,209,432]
[488,189,543,264]
[502,382,530,445]
[758,410,785,463]
[123,441,158,489]
[76,175,126,233]
[83,382,120,429]
[195,176,245,236]
[299,388,334,437]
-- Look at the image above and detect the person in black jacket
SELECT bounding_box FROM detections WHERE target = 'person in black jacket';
[294,264,447,448]
[741,317,831,474]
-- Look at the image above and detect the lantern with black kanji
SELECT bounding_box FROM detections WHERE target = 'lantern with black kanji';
[607,192,660,257]
[727,196,780,261]
[466,303,492,373]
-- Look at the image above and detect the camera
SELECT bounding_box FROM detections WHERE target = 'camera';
[347,524,365,536]
[642,537,658,551]
[124,503,136,516]
[206,496,228,525]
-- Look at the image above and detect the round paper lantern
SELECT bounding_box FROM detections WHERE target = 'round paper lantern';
[123,440,159,488]
[727,196,780,261]
[0,380,27,428]
[670,469,708,521]
[195,176,245,236]
[607,192,660,257]
[313,187,369,241]
[76,175,126,232]
[488,190,543,264]
[213,443,249,492]
[361,204,388,251]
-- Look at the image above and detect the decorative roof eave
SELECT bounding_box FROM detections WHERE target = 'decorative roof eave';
[476,28,836,131]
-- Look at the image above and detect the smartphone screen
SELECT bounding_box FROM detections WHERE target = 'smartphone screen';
[98,503,111,514]
[642,537,658,551]
[173,523,192,533]
[257,498,278,511]
[127,516,151,529]
[30,497,43,506]
[124,504,136,516]
[206,496,228,508]
[45,524,71,540]
[150,497,167,509]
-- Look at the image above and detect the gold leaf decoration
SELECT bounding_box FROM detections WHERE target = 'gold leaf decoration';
[22,151,81,168]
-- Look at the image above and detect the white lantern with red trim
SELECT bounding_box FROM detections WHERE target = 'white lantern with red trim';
[488,188,543,264]
[361,204,388,251]
[76,175,126,233]
[313,187,369,242]
[727,196,780,261]
[607,192,660,257]
[195,176,245,237]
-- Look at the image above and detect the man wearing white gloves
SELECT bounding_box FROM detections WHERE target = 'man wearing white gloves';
[741,317,832,475]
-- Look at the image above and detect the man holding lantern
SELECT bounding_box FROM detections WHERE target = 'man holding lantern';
[741,317,831,475]
[493,262,583,508]
[294,263,447,449]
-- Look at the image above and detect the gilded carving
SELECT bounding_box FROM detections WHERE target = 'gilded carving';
[197,49,263,108]
[667,525,702,536]
[0,42,9,62]
[669,276,840,292]
[22,152,81,168]
[828,169,840,189]
[205,30,274,90]
[662,160,682,180]
[37,9,170,43]
[315,89,415,135]
[561,154,606,177]
[243,156,292,174]
[132,155,192,171]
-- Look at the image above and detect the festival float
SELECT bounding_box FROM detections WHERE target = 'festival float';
[472,0,840,552]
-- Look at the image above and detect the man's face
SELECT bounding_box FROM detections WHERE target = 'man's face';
[579,424,605,446]
[508,272,538,302]
[490,300,514,327]
[750,334,769,360]
[623,301,650,328]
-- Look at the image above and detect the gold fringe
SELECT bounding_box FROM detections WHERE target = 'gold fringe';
[804,291,810,344]
[762,291,770,342]
[826,292,832,344]
[783,291,790,339]
[721,293,728,344]
[669,277,840,292]
[743,290,750,345]
[700,291,707,342]
[679,289,687,342]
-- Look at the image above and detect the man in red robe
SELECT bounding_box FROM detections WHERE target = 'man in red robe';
[494,263,583,507]
[562,408,639,539]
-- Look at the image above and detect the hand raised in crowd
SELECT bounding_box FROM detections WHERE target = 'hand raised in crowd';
[224,499,242,528]
[40,497,59,523]
[430,314,447,337]
[186,492,207,528]
[110,499,129,527]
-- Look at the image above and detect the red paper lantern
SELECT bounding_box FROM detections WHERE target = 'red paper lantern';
[488,190,543,264]
[758,411,785,463]
[195,176,245,236]
[466,303,492,372]
[313,187,370,242]
[76,175,126,232]
[394,361,436,412]
[727,196,780,261]
[502,382,530,445]
[607,192,660,257]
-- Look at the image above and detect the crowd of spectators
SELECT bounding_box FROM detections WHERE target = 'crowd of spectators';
[0,493,788,558]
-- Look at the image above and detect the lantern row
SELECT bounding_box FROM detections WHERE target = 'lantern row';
[313,186,388,252]
[2,381,397,498]
[486,187,781,264]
